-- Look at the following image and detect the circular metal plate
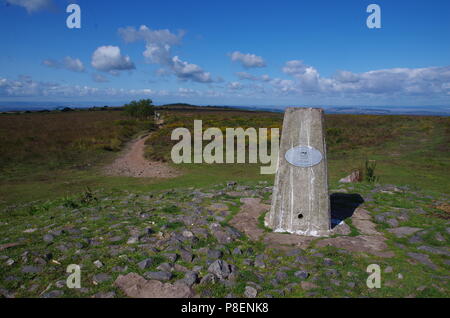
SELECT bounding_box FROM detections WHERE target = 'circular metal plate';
[285,146,323,168]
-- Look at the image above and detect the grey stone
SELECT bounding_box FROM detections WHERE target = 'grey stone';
[200,273,217,285]
[266,108,330,236]
[93,273,111,284]
[183,271,198,286]
[294,270,309,280]
[42,290,64,298]
[43,234,54,243]
[92,291,116,298]
[417,246,450,257]
[144,271,172,281]
[208,260,233,280]
[164,253,178,262]
[407,252,438,270]
[388,227,422,238]
[180,249,194,263]
[137,258,154,270]
[21,266,42,273]
[386,218,399,227]
[244,286,258,298]
[93,260,103,268]
[232,247,242,255]
[207,249,223,259]
[157,263,173,272]
[323,258,335,266]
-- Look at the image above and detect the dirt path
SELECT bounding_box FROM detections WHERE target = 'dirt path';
[104,134,179,178]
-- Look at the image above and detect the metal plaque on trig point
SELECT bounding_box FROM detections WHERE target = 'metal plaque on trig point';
[285,145,323,168]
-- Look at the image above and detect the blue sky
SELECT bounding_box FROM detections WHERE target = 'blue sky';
[0,0,449,107]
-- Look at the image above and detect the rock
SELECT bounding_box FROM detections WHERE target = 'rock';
[208,260,233,280]
[200,273,217,285]
[388,227,422,238]
[180,249,194,263]
[183,271,198,286]
[232,247,242,255]
[325,269,339,277]
[275,271,288,281]
[182,230,194,238]
[93,273,111,284]
[339,170,361,183]
[144,271,172,281]
[386,218,399,227]
[408,235,424,244]
[407,252,438,270]
[244,286,258,298]
[435,233,445,242]
[163,253,178,263]
[42,290,64,298]
[137,258,154,270]
[207,249,223,259]
[254,258,265,269]
[351,218,379,235]
[93,260,103,268]
[115,273,195,298]
[43,234,54,243]
[417,246,450,257]
[301,281,318,291]
[21,266,42,273]
[92,291,116,298]
[294,270,309,280]
[156,263,173,272]
[6,259,14,266]
[374,215,386,223]
[109,236,123,242]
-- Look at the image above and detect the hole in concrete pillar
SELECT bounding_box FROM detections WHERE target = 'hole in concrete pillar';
[298,214,304,219]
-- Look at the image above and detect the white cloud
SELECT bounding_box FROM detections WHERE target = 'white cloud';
[42,56,85,72]
[6,0,53,13]
[278,60,450,97]
[230,51,266,68]
[91,46,135,73]
[171,56,213,83]
[119,25,215,84]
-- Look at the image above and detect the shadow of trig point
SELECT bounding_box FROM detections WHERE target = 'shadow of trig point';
[265,107,331,237]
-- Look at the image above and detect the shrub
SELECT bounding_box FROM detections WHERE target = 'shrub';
[124,99,155,120]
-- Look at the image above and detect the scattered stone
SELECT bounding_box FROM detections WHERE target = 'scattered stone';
[386,218,399,227]
[294,270,309,280]
[92,273,111,284]
[183,271,198,286]
[157,263,173,272]
[180,249,194,263]
[208,260,233,280]
[388,227,422,238]
[93,260,103,268]
[417,246,450,257]
[21,266,42,274]
[407,252,438,270]
[42,290,64,298]
[6,259,14,266]
[137,258,154,270]
[144,271,172,281]
[301,281,318,291]
[384,266,393,273]
[43,234,54,243]
[164,253,178,263]
[115,273,195,298]
[92,291,116,298]
[244,286,258,298]
[207,249,223,259]
[200,273,217,285]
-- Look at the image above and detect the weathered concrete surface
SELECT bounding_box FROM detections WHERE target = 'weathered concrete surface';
[266,107,330,236]
[232,197,394,257]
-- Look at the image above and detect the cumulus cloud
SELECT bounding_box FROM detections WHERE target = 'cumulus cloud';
[230,51,266,68]
[43,56,85,72]
[6,0,53,13]
[118,25,213,83]
[171,56,213,83]
[279,60,450,97]
[91,46,135,73]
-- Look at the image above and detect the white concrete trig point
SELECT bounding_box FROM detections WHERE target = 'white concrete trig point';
[265,107,331,237]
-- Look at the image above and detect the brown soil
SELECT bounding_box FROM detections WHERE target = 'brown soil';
[104,134,180,178]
